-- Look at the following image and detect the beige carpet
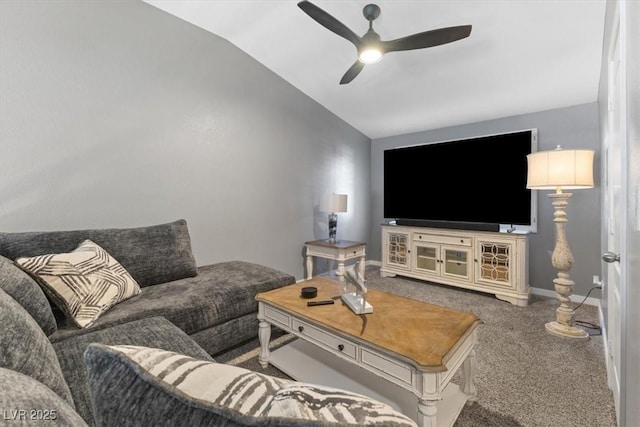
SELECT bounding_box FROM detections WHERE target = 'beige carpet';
[216,265,616,427]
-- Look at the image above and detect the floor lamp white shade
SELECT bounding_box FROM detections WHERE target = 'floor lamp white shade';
[527,146,594,339]
[527,146,594,191]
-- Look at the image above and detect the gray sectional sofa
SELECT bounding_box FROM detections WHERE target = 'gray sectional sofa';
[0,219,296,356]
[0,219,296,424]
[0,219,416,426]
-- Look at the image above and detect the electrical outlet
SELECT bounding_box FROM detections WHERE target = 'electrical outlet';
[593,275,604,292]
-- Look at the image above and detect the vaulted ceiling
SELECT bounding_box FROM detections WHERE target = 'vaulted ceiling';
[145,1,607,139]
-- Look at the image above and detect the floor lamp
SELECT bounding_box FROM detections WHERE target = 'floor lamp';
[526,146,595,339]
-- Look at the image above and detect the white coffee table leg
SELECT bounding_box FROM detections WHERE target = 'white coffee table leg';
[258,320,271,369]
[461,348,478,401]
[417,398,438,427]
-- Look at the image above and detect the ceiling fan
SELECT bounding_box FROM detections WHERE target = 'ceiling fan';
[297,1,472,84]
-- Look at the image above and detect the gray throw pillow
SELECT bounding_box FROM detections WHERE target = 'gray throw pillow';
[84,344,417,427]
[0,255,57,336]
[0,368,87,426]
[0,219,197,287]
[0,288,75,408]
[266,382,418,425]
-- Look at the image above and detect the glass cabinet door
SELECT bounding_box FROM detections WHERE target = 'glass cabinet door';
[442,246,471,281]
[476,240,512,285]
[386,232,410,269]
[414,245,439,274]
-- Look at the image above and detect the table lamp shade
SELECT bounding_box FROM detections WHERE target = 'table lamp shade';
[328,194,348,213]
[526,147,594,190]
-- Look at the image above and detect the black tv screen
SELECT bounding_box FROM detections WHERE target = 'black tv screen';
[384,129,537,230]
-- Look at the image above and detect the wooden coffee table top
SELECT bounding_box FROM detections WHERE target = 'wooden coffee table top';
[257,277,481,371]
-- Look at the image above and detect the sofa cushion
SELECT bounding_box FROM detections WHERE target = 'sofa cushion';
[84,344,416,427]
[0,368,88,426]
[0,219,197,287]
[0,288,74,408]
[53,316,213,425]
[49,261,296,342]
[0,255,57,336]
[15,240,141,328]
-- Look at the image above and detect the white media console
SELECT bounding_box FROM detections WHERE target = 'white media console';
[380,225,530,306]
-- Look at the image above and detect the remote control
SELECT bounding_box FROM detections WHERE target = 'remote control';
[307,300,335,307]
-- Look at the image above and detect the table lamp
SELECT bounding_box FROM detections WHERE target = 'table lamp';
[327,193,347,243]
[526,145,594,339]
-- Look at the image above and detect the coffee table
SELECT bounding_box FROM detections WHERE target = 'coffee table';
[256,277,482,427]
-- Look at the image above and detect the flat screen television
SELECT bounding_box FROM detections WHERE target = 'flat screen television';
[384,129,538,233]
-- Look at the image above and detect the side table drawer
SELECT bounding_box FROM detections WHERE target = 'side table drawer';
[346,247,366,258]
[292,319,357,360]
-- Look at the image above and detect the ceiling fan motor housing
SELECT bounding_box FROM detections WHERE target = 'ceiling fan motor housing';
[363,4,381,22]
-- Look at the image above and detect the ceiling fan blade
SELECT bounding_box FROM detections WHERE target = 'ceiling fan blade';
[382,25,472,53]
[340,60,365,85]
[298,1,361,48]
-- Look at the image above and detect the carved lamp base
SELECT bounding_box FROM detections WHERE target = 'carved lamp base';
[545,321,589,339]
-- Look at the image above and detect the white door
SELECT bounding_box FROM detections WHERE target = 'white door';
[603,6,625,423]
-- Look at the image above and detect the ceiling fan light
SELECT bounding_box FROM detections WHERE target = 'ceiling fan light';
[358,47,383,64]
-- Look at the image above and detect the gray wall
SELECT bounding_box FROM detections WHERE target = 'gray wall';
[0,1,371,280]
[370,103,601,296]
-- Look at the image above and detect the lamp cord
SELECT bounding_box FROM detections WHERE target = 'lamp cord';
[573,285,601,312]
[573,285,603,335]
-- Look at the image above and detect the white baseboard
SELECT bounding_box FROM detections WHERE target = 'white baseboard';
[529,286,601,307]
[304,262,602,308]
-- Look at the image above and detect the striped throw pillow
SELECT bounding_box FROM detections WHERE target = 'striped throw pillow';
[92,345,417,426]
[267,382,418,425]
[15,240,141,328]
[108,345,288,417]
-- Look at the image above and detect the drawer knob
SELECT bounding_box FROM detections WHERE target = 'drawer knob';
[298,326,304,333]
[460,239,464,243]
[338,344,344,352]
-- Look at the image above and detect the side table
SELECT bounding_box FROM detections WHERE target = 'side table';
[305,240,366,281]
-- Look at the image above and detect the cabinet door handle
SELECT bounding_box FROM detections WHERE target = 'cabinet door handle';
[298,326,304,333]
[338,344,344,352]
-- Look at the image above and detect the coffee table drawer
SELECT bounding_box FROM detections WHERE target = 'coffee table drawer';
[292,319,357,360]
[361,348,414,386]
[263,306,291,329]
